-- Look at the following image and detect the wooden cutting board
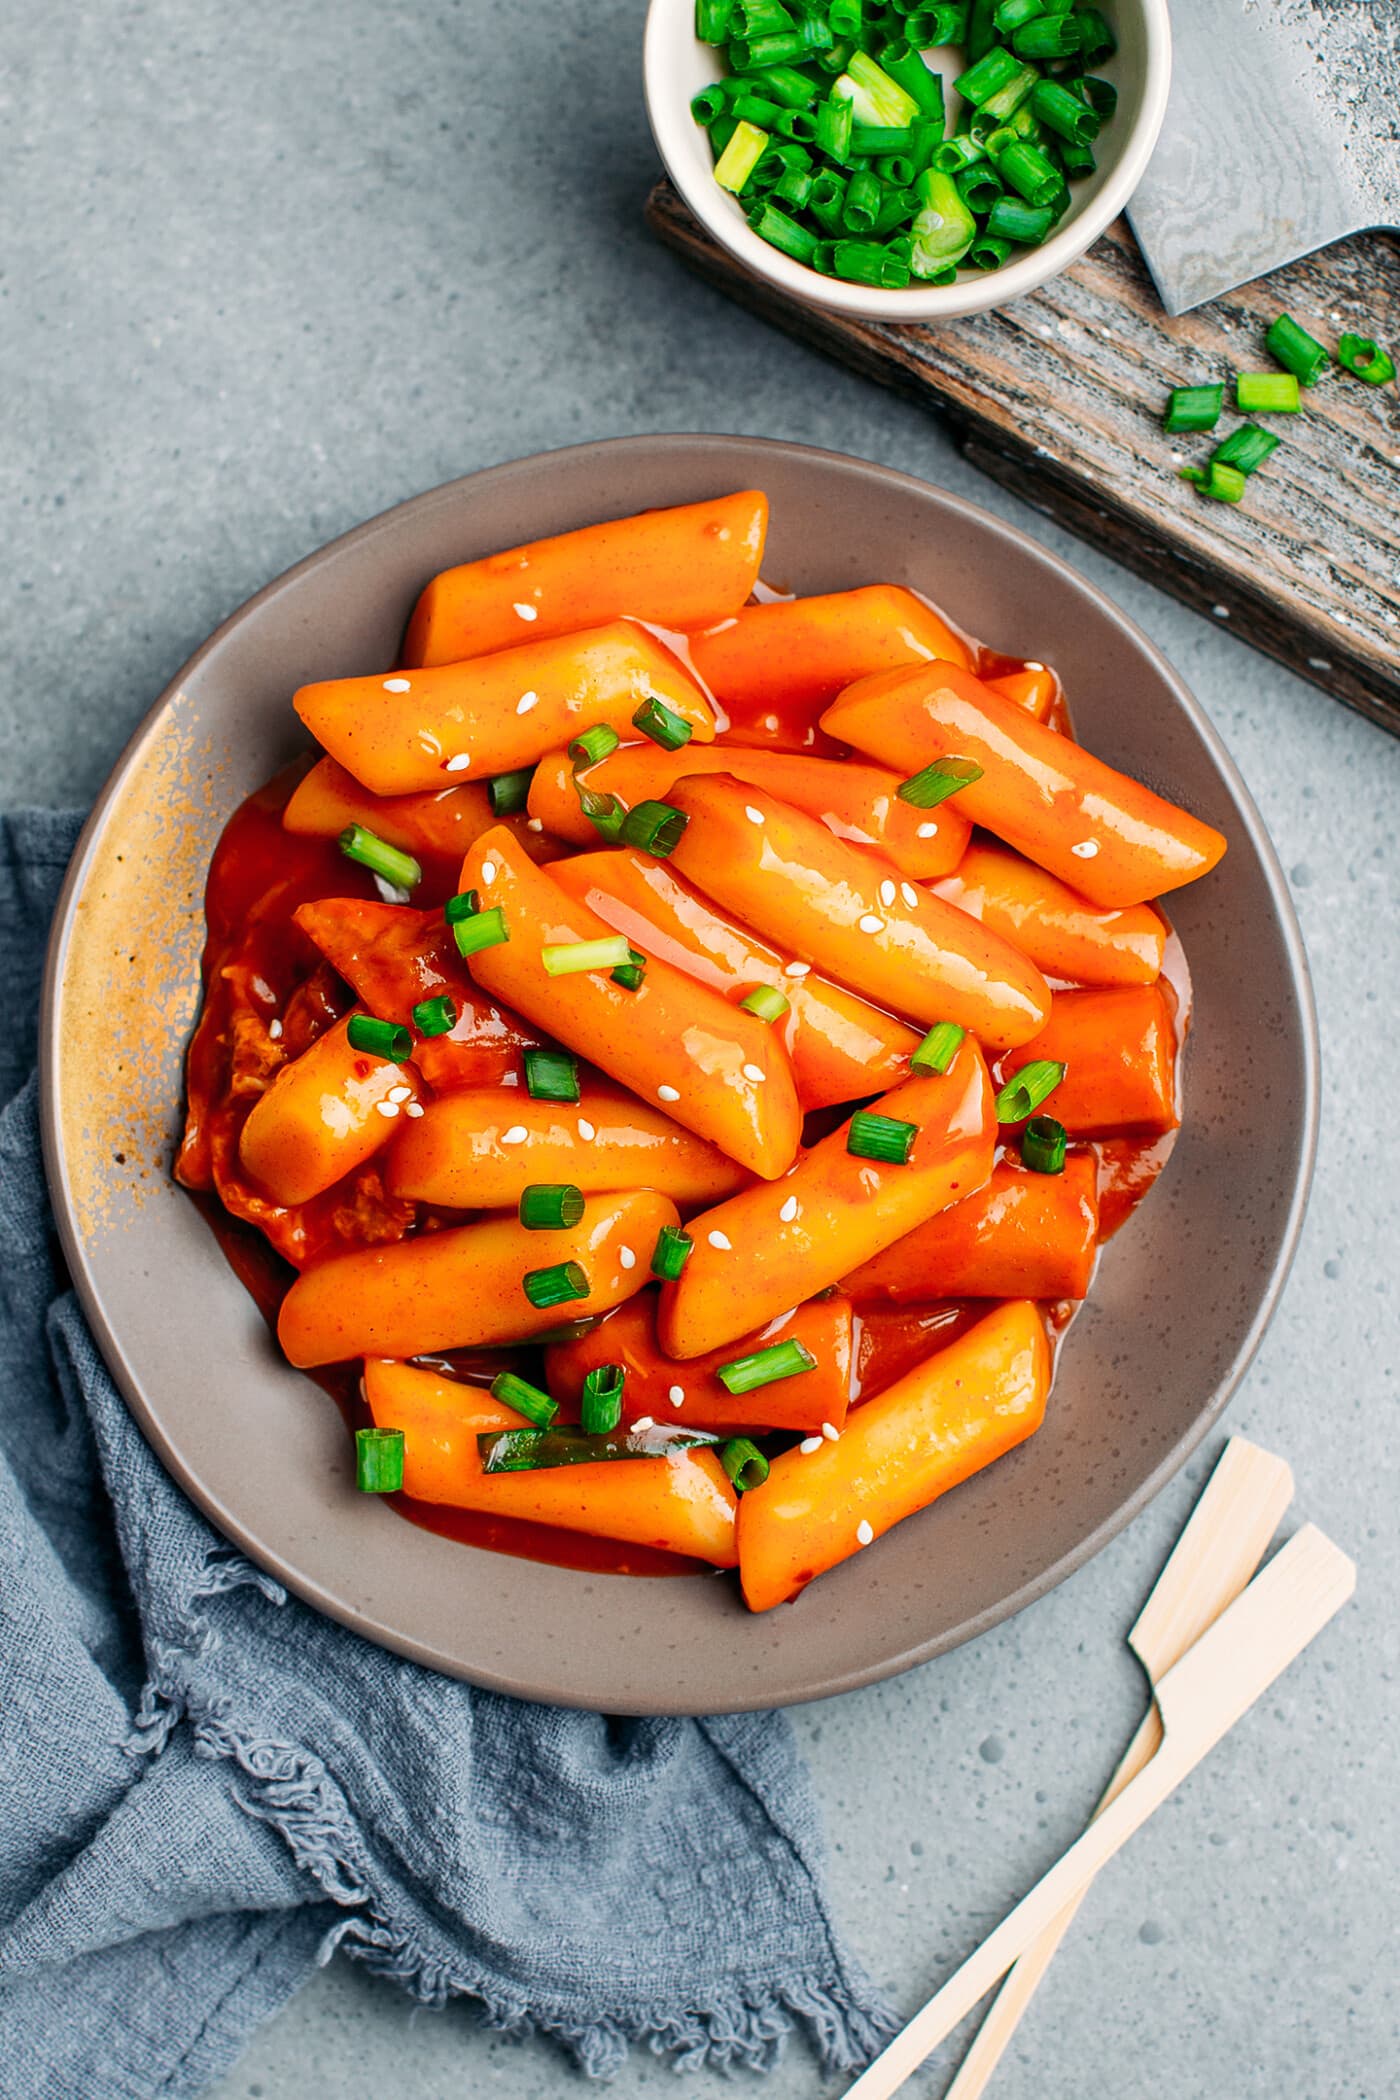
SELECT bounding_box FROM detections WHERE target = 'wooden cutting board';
[646,179,1400,742]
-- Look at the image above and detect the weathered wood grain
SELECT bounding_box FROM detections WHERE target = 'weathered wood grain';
[645,179,1400,740]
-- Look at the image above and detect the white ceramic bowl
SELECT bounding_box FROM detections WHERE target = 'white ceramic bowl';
[644,0,1171,322]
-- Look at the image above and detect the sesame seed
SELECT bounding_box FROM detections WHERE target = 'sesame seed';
[821,1421,839,1442]
[1212,604,1230,620]
[668,1385,685,1407]
[916,822,938,839]
[374,1100,400,1119]
[577,1118,596,1141]
[445,753,472,772]
[658,1084,680,1103]
[856,1519,874,1546]
[763,713,779,730]
[800,1437,823,1455]
[387,1085,413,1103]
[501,1125,528,1145]
[1071,839,1099,859]
[515,691,539,715]
[1023,661,1045,672]
[514,602,538,620]
[779,1195,798,1222]
[404,1102,425,1119]
[879,879,896,908]
[745,805,764,825]
[859,914,885,934]
[901,882,918,908]
[633,1416,654,1432]
[618,1245,636,1270]
[743,1062,765,1083]
[481,859,497,884]
[268,1018,283,1040]
[383,676,411,692]
[707,1229,733,1251]
[784,960,810,978]
[527,817,543,831]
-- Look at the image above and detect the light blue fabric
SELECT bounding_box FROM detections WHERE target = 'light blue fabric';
[0,811,895,2100]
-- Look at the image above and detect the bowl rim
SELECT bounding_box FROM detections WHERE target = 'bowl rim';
[643,0,1173,323]
[39,433,1318,1711]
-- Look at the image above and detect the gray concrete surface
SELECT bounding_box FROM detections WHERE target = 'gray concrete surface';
[5,3,1398,2095]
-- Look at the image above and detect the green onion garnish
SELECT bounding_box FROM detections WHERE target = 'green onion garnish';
[355,1426,404,1493]
[452,906,510,959]
[1021,1114,1067,1175]
[575,783,627,844]
[411,994,457,1038]
[339,825,421,894]
[984,195,1056,245]
[522,1260,589,1311]
[524,1048,580,1102]
[620,799,689,859]
[1235,371,1300,414]
[579,1363,625,1435]
[720,1437,771,1492]
[610,946,648,992]
[444,889,480,923]
[1178,462,1247,505]
[957,43,1023,106]
[1336,333,1396,387]
[994,1058,1066,1122]
[477,1425,719,1473]
[489,1369,559,1429]
[1028,78,1100,145]
[1264,312,1328,387]
[488,769,533,816]
[846,1110,918,1164]
[518,1183,586,1231]
[740,984,790,1024]
[896,756,984,809]
[346,1013,412,1063]
[541,935,632,977]
[714,117,770,194]
[650,1225,693,1281]
[911,1021,966,1075]
[530,1315,603,1347]
[716,1338,818,1395]
[696,0,733,42]
[1211,423,1279,475]
[632,696,694,751]
[1163,384,1224,434]
[569,723,621,769]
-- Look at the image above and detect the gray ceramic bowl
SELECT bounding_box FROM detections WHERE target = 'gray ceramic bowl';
[40,435,1316,1714]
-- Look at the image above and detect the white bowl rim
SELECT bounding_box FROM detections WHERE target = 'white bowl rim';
[644,0,1172,322]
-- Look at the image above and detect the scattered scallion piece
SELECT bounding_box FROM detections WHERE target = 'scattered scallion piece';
[540,935,633,977]
[610,946,648,992]
[452,906,510,959]
[489,1368,559,1429]
[346,1013,412,1063]
[575,781,627,844]
[1264,312,1328,386]
[488,768,533,816]
[1336,333,1396,387]
[524,1047,580,1102]
[443,889,479,923]
[519,1183,586,1231]
[847,1109,918,1164]
[569,723,621,769]
[896,755,984,808]
[1021,1113,1067,1174]
[696,0,735,43]
[411,994,456,1038]
[911,1020,966,1074]
[580,1364,625,1435]
[339,824,421,893]
[994,1057,1066,1121]
[720,1437,771,1491]
[909,167,976,276]
[1163,384,1224,434]
[1235,371,1300,414]
[740,983,791,1024]
[714,117,771,194]
[355,1426,404,1493]
[651,1225,694,1281]
[521,1261,589,1311]
[1178,461,1247,504]
[1211,423,1279,475]
[620,799,689,858]
[715,1338,818,1394]
[632,695,694,750]
[478,1425,719,1473]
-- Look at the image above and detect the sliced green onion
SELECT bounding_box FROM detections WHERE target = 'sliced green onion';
[1028,78,1100,145]
[1057,137,1096,178]
[896,755,984,808]
[716,1338,818,1394]
[835,50,920,126]
[969,229,1013,269]
[993,0,1041,30]
[1264,312,1328,386]
[977,59,1039,121]
[1073,6,1115,60]
[1179,461,1248,505]
[877,46,945,118]
[994,1057,1066,1121]
[832,237,910,287]
[1235,371,1300,414]
[993,137,1063,209]
[610,946,648,992]
[650,1224,694,1281]
[620,799,689,858]
[745,64,821,109]
[847,1110,918,1164]
[909,167,976,276]
[411,994,457,1038]
[985,195,1055,244]
[575,781,627,844]
[957,43,1022,105]
[346,1013,413,1063]
[632,695,694,751]
[1021,1113,1067,1174]
[339,825,421,893]
[443,888,479,923]
[720,1437,771,1492]
[911,1020,966,1074]
[1069,74,1117,117]
[522,1260,589,1310]
[749,198,821,263]
[955,159,1005,212]
[524,1047,580,1102]
[489,1368,559,1429]
[540,935,633,977]
[569,723,621,769]
[714,117,771,192]
[1211,422,1279,476]
[814,90,855,163]
[478,1425,718,1472]
[355,1426,404,1493]
[926,1,970,36]
[1163,384,1224,434]
[932,133,986,173]
[580,1363,625,1435]
[696,0,735,42]
[740,983,790,1024]
[519,1183,586,1231]
[1012,14,1080,57]
[452,905,510,958]
[842,168,882,234]
[1336,333,1396,386]
[488,768,533,816]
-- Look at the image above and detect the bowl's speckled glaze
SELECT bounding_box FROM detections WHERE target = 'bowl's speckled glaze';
[40,435,1316,1713]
